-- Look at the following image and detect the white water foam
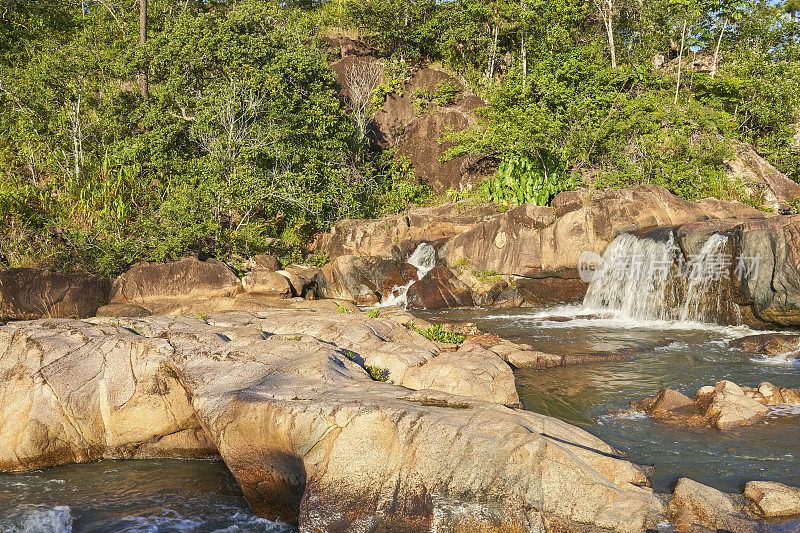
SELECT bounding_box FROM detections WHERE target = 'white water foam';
[376,242,436,309]
[769,404,800,416]
[3,505,73,533]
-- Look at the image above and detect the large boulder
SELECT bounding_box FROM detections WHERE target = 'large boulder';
[676,215,800,326]
[316,255,416,305]
[111,257,240,302]
[406,266,474,309]
[668,478,750,532]
[0,311,666,531]
[0,269,111,320]
[241,269,292,298]
[724,142,800,211]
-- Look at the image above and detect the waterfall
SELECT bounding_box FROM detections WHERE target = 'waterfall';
[582,231,734,324]
[377,242,436,308]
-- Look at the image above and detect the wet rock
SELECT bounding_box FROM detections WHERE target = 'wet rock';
[631,380,800,429]
[669,478,749,532]
[406,266,474,309]
[730,333,800,358]
[111,257,240,302]
[490,285,524,308]
[704,381,770,429]
[744,481,800,518]
[315,255,415,304]
[241,269,292,298]
[0,269,111,320]
[0,311,665,531]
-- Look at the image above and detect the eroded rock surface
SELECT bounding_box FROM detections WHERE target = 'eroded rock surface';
[0,269,111,321]
[0,309,666,531]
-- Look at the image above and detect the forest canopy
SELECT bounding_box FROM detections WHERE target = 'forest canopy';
[1,0,798,274]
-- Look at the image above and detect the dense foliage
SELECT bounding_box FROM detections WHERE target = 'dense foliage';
[1,0,799,274]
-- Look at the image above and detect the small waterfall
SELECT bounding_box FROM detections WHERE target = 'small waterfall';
[377,242,436,308]
[407,242,436,279]
[583,233,678,321]
[582,231,734,324]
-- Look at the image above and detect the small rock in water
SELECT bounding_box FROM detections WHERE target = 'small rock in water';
[730,333,800,358]
[744,480,800,518]
[629,380,800,429]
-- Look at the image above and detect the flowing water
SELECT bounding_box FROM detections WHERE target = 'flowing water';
[377,242,437,308]
[3,230,799,528]
[415,306,800,492]
[0,459,295,533]
[415,230,800,493]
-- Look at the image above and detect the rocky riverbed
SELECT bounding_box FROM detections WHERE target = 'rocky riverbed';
[0,303,669,531]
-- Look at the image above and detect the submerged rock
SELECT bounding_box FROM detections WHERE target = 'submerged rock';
[0,310,666,531]
[730,333,800,358]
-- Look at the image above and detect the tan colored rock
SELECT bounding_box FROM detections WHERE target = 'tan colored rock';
[252,254,280,271]
[0,312,666,531]
[111,257,240,302]
[241,268,291,298]
[402,343,520,406]
[704,381,769,429]
[96,302,151,317]
[406,266,474,309]
[280,264,320,298]
[0,318,215,471]
[316,254,416,304]
[730,333,800,358]
[669,478,747,532]
[724,142,800,211]
[744,481,800,518]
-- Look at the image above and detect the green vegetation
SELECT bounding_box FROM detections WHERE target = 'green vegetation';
[364,364,389,381]
[366,308,381,318]
[410,322,466,345]
[338,305,353,314]
[411,81,461,114]
[2,0,799,275]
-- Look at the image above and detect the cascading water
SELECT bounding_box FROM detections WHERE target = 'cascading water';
[377,242,436,308]
[582,231,735,324]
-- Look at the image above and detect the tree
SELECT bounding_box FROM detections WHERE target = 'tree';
[593,0,618,68]
[139,0,148,98]
[344,60,383,144]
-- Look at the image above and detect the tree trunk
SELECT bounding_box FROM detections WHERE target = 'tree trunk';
[674,19,687,106]
[711,18,727,79]
[139,0,148,99]
[485,24,499,83]
[521,0,527,90]
[605,0,617,68]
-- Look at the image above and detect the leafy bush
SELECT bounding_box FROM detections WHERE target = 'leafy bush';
[411,323,466,345]
[480,154,570,206]
[365,364,389,381]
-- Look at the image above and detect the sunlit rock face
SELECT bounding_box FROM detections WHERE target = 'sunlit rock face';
[0,310,665,531]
